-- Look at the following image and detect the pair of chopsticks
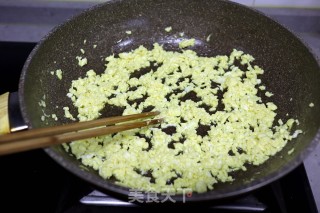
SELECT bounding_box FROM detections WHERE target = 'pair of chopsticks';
[0,111,161,156]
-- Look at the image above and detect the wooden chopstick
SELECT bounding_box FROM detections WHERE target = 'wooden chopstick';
[0,111,162,155]
[0,111,160,143]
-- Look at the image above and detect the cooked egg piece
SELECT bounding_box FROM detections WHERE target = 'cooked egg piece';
[64,43,302,193]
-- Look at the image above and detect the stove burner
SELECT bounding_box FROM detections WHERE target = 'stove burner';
[80,190,267,211]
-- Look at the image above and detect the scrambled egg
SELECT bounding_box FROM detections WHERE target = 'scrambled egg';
[178,38,195,48]
[76,56,87,67]
[56,69,63,80]
[50,69,62,80]
[165,26,172,32]
[206,34,212,42]
[51,114,58,121]
[64,44,301,193]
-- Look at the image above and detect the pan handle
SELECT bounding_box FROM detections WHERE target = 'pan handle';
[0,92,10,135]
[0,92,28,135]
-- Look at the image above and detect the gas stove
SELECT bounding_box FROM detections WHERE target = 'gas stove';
[0,40,318,213]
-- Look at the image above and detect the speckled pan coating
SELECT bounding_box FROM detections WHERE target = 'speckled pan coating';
[19,0,320,203]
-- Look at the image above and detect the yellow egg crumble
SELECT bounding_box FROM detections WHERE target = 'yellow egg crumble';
[65,43,300,193]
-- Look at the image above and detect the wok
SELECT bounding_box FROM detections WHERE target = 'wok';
[1,0,320,203]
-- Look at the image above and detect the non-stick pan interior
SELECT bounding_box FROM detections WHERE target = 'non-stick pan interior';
[19,0,320,202]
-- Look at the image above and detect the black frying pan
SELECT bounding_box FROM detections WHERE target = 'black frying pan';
[7,0,320,203]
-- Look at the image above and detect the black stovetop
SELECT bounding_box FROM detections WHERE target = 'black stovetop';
[0,42,317,213]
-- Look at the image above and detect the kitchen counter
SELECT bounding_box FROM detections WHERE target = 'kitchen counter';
[0,1,319,211]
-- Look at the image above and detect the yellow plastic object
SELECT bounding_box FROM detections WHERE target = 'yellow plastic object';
[0,92,10,135]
